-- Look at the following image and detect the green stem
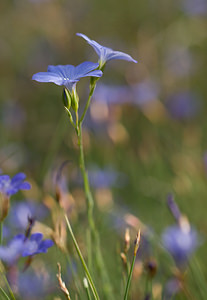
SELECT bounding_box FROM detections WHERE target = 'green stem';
[124,231,140,300]
[79,79,97,124]
[77,125,94,229]
[0,273,16,300]
[123,255,136,300]
[83,278,92,300]
[0,287,11,300]
[64,213,100,300]
[65,253,82,297]
[189,257,207,300]
[75,79,115,299]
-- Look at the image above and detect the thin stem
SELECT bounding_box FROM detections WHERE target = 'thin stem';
[64,213,100,300]
[79,79,97,125]
[83,278,92,300]
[75,79,115,299]
[188,257,207,300]
[124,231,140,300]
[65,253,82,297]
[0,287,11,300]
[77,125,94,228]
[0,272,16,300]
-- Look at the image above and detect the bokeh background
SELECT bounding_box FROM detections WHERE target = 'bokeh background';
[0,0,207,299]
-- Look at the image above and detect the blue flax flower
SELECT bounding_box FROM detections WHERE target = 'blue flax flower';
[0,173,31,196]
[76,33,137,67]
[0,233,54,265]
[162,224,198,267]
[32,62,102,92]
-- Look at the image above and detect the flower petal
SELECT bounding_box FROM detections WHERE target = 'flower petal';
[77,33,137,65]
[38,240,54,252]
[48,65,75,79]
[30,233,43,243]
[106,50,137,63]
[32,72,65,86]
[19,182,31,190]
[11,173,26,184]
[75,61,100,77]
[76,33,102,56]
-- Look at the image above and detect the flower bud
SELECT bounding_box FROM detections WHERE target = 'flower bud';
[71,88,79,113]
[62,88,71,110]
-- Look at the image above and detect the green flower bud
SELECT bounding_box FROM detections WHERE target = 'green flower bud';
[71,88,79,113]
[62,88,71,110]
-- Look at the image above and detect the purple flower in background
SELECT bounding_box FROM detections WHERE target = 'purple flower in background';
[162,225,198,267]
[8,201,48,230]
[18,269,56,299]
[164,46,194,77]
[165,91,201,120]
[21,233,54,256]
[203,152,207,175]
[0,235,24,265]
[32,62,102,91]
[132,80,160,107]
[77,33,137,67]
[0,233,54,265]
[163,278,181,300]
[93,84,132,105]
[0,173,31,196]
[76,166,126,189]
[181,0,207,16]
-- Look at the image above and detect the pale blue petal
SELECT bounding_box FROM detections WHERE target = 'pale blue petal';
[38,240,54,252]
[76,33,102,56]
[75,61,99,77]
[30,233,43,242]
[11,173,26,184]
[48,65,75,79]
[83,70,103,78]
[106,50,137,63]
[77,33,137,64]
[19,182,31,190]
[32,72,64,86]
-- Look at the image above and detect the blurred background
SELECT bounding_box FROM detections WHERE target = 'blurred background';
[0,0,207,299]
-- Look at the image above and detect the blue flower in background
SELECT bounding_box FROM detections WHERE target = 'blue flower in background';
[21,233,54,256]
[93,83,132,105]
[0,234,24,265]
[165,91,201,120]
[77,33,137,67]
[0,173,31,196]
[181,0,207,16]
[75,165,126,189]
[8,201,48,230]
[0,233,54,265]
[32,62,102,91]
[162,224,198,267]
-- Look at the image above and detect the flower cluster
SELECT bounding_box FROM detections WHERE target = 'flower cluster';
[32,33,137,92]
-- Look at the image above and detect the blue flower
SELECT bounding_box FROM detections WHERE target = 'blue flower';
[0,173,31,196]
[162,224,198,267]
[0,233,54,265]
[166,91,201,120]
[32,62,103,91]
[76,33,137,67]
[21,233,54,256]
[8,201,48,230]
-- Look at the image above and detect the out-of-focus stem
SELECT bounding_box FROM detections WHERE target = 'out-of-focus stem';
[124,231,141,300]
[64,213,100,300]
